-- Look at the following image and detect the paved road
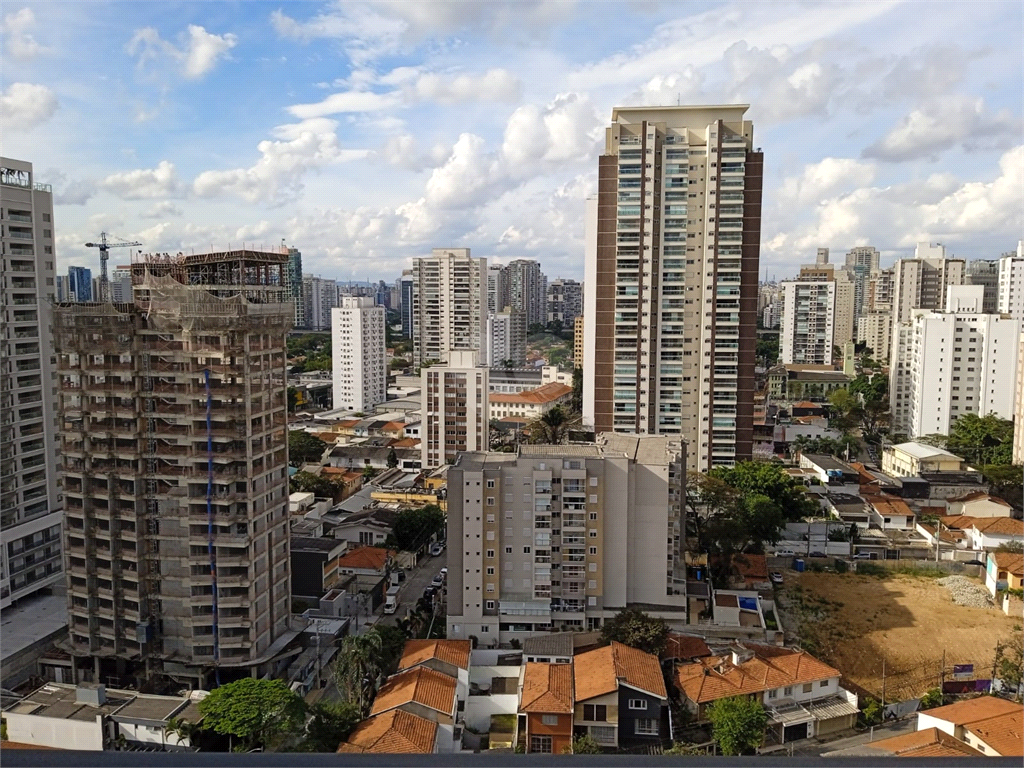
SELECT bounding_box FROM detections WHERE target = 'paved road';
[788,718,915,756]
[377,550,447,628]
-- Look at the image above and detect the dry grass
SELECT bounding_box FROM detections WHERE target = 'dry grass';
[783,571,1020,700]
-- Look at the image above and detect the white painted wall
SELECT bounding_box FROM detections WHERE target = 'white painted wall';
[5,712,104,751]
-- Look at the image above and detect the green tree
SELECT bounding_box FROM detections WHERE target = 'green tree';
[289,430,329,466]
[373,624,409,675]
[362,465,378,481]
[600,608,669,656]
[386,448,399,469]
[198,678,306,752]
[571,367,583,413]
[994,625,1023,700]
[562,734,603,754]
[287,387,300,413]
[918,688,943,710]
[389,505,446,552]
[710,461,818,520]
[984,464,1024,509]
[301,701,361,752]
[705,696,768,756]
[290,471,340,499]
[828,388,863,430]
[756,335,779,367]
[946,413,1014,466]
[529,405,581,445]
[333,632,383,716]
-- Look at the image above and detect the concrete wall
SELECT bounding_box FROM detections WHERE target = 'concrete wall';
[464,691,518,732]
[4,712,104,751]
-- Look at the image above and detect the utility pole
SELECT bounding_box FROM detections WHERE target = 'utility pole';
[881,656,886,708]
[935,519,941,563]
[940,649,945,692]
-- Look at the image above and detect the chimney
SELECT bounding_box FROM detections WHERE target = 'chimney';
[730,643,754,666]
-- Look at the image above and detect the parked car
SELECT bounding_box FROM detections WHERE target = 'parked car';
[440,567,448,577]
[431,574,444,588]
[769,572,784,585]
[423,585,437,600]
[963,560,985,567]
[809,551,827,558]
[774,549,796,557]
[429,542,444,557]
[852,552,875,560]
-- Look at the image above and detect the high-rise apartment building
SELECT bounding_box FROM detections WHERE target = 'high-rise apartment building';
[845,246,880,320]
[303,275,338,331]
[1014,332,1024,465]
[506,259,547,328]
[866,267,894,314]
[53,248,293,687]
[795,264,854,346]
[890,286,1020,438]
[1,158,63,608]
[487,306,527,368]
[445,434,685,646]
[573,316,585,369]
[332,297,386,413]
[546,278,583,329]
[68,266,93,302]
[110,267,133,303]
[856,312,892,363]
[421,351,489,470]
[997,241,1024,320]
[399,272,414,339]
[966,259,1000,315]
[286,247,305,329]
[582,105,762,471]
[412,248,488,366]
[780,280,836,366]
[815,247,829,266]
[486,264,508,317]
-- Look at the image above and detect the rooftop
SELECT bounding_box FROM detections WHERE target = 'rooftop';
[398,640,471,672]
[661,634,712,662]
[573,641,667,702]
[371,666,457,717]
[920,695,1020,726]
[802,454,856,473]
[965,707,1023,756]
[333,546,393,571]
[338,709,438,754]
[833,727,984,758]
[489,382,573,405]
[890,442,963,461]
[2,684,197,727]
[989,551,1024,576]
[519,662,573,714]
[0,590,68,664]
[521,633,574,658]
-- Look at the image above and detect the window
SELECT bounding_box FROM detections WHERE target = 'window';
[486,497,494,506]
[505,547,513,554]
[768,689,778,699]
[802,683,813,693]
[541,714,559,726]
[589,546,598,555]
[524,546,531,554]
[530,735,553,753]
[591,725,615,743]
[487,479,495,488]
[486,600,494,609]
[783,686,793,696]
[486,549,494,558]
[635,719,659,736]
[819,680,828,687]
[628,699,648,710]
[486,567,494,575]
[583,704,607,721]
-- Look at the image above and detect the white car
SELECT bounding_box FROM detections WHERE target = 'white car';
[429,543,444,557]
[431,574,444,588]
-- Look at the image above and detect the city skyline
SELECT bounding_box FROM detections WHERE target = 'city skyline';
[3,1,1021,283]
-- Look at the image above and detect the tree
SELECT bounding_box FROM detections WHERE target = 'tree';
[287,387,300,413]
[199,678,306,752]
[301,701,361,752]
[918,688,943,710]
[529,405,581,445]
[334,632,383,716]
[705,696,768,756]
[571,367,583,413]
[983,464,1024,509]
[386,448,399,469]
[994,625,1023,700]
[563,734,603,754]
[946,413,1014,466]
[362,465,378,481]
[289,430,328,466]
[600,608,669,656]
[828,388,862,430]
[389,504,446,552]
[710,461,818,520]
[372,625,408,675]
[290,471,340,499]
[756,335,779,367]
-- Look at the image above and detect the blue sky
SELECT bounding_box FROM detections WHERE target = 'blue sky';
[4,1,1022,282]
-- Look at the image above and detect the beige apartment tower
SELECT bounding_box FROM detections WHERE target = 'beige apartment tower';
[412,248,488,366]
[582,105,762,471]
[421,351,489,470]
[54,249,293,687]
[445,435,685,647]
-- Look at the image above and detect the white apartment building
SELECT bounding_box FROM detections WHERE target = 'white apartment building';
[331,297,386,413]
[997,241,1024,320]
[1,158,64,608]
[446,434,685,647]
[421,350,489,470]
[891,286,1021,438]
[412,248,488,366]
[583,104,762,471]
[109,267,133,303]
[546,278,583,329]
[487,306,526,367]
[856,312,892,362]
[303,275,339,331]
[966,259,1000,315]
[780,280,836,366]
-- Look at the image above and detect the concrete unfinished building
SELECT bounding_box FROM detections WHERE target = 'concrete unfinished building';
[53,249,293,688]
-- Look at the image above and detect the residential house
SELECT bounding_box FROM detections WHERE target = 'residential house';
[713,554,770,590]
[864,495,916,530]
[291,532,349,599]
[964,517,1024,552]
[337,709,441,754]
[798,454,860,493]
[660,634,712,665]
[985,551,1024,596]
[946,492,1017,519]
[398,640,472,705]
[517,662,574,754]
[327,546,394,579]
[916,696,1023,757]
[882,442,966,478]
[824,727,984,758]
[572,642,669,750]
[918,472,988,501]
[674,643,858,745]
[370,666,461,753]
[331,505,401,548]
[488,382,573,422]
[522,634,574,664]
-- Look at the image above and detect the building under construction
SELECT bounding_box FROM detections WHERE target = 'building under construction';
[53,248,294,688]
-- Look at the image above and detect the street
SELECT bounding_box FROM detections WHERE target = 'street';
[377,549,448,628]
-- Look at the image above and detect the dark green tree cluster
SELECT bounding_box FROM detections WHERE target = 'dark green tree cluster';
[705,696,768,756]
[287,334,332,373]
[756,335,779,367]
[918,415,1021,507]
[600,608,670,656]
[790,434,858,459]
[289,430,329,466]
[290,471,347,500]
[528,405,582,445]
[196,678,308,752]
[387,504,445,552]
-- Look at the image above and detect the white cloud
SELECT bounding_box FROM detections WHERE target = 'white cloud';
[192,118,370,202]
[102,161,184,200]
[44,170,96,206]
[140,201,183,219]
[1,82,58,129]
[2,7,45,60]
[408,68,521,103]
[287,90,401,119]
[864,97,1022,162]
[777,158,877,206]
[501,93,601,168]
[126,24,237,79]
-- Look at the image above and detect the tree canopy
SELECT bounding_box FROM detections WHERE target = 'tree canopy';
[709,461,818,520]
[289,430,329,466]
[301,701,361,752]
[529,406,581,445]
[290,471,342,499]
[706,695,768,756]
[198,678,306,752]
[389,504,446,552]
[334,632,384,716]
[946,413,1015,466]
[600,608,670,656]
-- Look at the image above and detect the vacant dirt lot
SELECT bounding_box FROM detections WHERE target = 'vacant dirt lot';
[780,570,1020,700]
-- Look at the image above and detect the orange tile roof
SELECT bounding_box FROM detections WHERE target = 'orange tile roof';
[971,517,1024,536]
[661,634,712,662]
[380,421,406,432]
[965,708,1024,756]
[371,666,457,717]
[675,644,839,705]
[520,662,574,714]
[338,709,438,754]
[921,695,1020,726]
[337,419,361,428]
[864,494,914,518]
[399,640,471,672]
[867,727,983,758]
[391,438,419,448]
[334,546,392,571]
[489,383,573,405]
[917,522,966,545]
[951,491,1011,506]
[940,515,978,531]
[573,642,667,702]
[990,552,1024,577]
[792,401,821,409]
[714,553,769,582]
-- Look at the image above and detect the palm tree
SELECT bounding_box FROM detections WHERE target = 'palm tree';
[333,631,383,716]
[528,406,581,445]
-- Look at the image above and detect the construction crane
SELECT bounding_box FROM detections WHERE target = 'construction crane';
[85,232,142,301]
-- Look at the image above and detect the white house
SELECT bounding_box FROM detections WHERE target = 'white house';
[916,697,1023,757]
[946,492,1017,519]
[965,517,1024,552]
[865,495,916,531]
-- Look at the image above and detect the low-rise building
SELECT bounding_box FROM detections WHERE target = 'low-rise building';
[517,662,574,754]
[946,492,1016,519]
[397,640,471,705]
[883,442,966,478]
[825,727,984,758]
[965,516,1024,551]
[916,696,1023,757]
[338,709,441,754]
[864,495,916,530]
[521,634,574,665]
[985,551,1024,596]
[488,382,573,422]
[327,546,394,580]
[369,666,461,753]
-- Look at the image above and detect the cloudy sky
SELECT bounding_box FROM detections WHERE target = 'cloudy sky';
[4,1,1022,282]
